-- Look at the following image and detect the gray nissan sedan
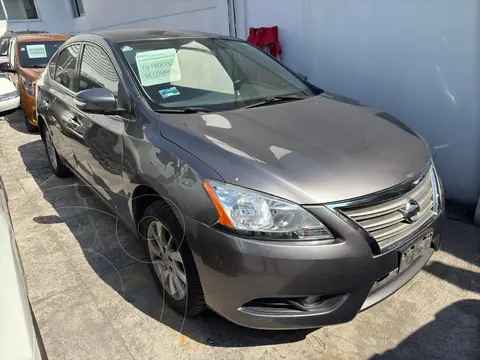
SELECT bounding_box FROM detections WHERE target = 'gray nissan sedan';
[36,30,444,330]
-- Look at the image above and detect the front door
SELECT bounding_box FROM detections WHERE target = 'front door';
[44,44,82,166]
[69,43,130,216]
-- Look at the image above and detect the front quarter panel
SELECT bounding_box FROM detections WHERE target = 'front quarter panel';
[122,98,223,226]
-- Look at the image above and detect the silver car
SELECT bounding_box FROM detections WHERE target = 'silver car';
[36,30,444,330]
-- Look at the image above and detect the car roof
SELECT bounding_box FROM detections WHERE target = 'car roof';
[86,29,234,43]
[15,33,71,42]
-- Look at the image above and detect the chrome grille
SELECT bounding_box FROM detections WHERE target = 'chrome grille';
[340,168,437,252]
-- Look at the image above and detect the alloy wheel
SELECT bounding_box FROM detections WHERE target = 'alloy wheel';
[147,220,187,300]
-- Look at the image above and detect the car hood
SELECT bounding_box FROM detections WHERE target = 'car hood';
[159,92,431,204]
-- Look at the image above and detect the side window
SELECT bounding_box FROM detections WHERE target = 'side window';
[54,44,81,91]
[79,44,119,96]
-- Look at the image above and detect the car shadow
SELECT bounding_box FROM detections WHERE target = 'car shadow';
[18,138,311,347]
[424,260,479,293]
[370,299,480,360]
[421,211,480,293]
[438,208,480,266]
[1,109,37,135]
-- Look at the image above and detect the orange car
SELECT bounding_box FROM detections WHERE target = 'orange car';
[0,33,70,132]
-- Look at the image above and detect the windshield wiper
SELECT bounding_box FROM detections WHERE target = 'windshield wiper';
[154,107,215,114]
[240,95,307,110]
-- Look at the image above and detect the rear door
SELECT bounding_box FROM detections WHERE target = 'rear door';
[70,42,130,212]
[44,43,82,167]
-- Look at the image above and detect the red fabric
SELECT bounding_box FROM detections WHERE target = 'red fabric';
[247,26,282,58]
[247,27,260,45]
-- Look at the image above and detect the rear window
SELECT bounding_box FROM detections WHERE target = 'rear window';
[18,41,64,68]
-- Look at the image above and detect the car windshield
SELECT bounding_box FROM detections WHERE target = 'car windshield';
[18,41,64,68]
[118,38,319,111]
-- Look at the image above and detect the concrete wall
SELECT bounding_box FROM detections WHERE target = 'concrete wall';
[235,0,480,205]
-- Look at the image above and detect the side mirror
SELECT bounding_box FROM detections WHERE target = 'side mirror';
[74,88,118,114]
[0,62,16,73]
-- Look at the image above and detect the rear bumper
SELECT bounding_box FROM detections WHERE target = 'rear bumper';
[186,207,443,330]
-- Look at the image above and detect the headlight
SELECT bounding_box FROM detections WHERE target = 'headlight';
[204,181,334,241]
[0,89,19,101]
[21,77,35,96]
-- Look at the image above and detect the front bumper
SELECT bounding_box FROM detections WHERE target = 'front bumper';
[186,207,443,330]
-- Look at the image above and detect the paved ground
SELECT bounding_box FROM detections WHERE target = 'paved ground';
[1,111,479,360]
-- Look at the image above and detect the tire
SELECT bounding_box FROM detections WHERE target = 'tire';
[42,125,72,178]
[25,117,38,133]
[140,200,206,316]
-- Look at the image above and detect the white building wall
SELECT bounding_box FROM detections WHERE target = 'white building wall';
[71,0,230,35]
[0,0,74,34]
[0,0,231,37]
[235,0,480,205]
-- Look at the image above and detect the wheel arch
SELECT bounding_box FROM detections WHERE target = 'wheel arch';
[131,184,170,228]
[37,114,46,139]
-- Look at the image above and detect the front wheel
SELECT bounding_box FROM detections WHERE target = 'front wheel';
[42,125,72,178]
[25,117,38,133]
[140,200,206,316]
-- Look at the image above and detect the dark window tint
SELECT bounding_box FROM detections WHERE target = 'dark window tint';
[54,44,81,91]
[79,44,119,95]
[18,41,64,68]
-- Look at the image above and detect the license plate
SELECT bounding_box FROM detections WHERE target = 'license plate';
[399,232,433,272]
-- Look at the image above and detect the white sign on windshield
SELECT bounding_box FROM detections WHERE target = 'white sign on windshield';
[26,44,47,58]
[135,48,181,86]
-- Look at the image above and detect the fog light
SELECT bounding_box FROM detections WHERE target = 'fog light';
[241,293,348,314]
[300,296,325,307]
